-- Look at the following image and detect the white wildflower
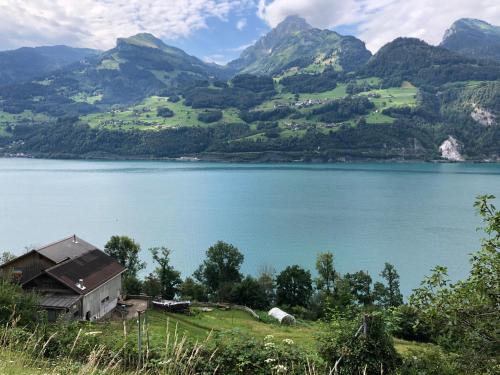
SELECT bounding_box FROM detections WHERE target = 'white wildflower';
[264,358,276,363]
[264,334,274,341]
[273,364,288,373]
[264,342,276,349]
[282,338,294,345]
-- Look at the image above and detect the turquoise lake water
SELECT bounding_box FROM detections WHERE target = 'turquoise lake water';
[1,159,500,296]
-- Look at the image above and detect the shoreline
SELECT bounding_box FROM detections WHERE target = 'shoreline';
[1,152,499,164]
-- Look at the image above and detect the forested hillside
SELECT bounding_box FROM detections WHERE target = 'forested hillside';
[0,17,499,161]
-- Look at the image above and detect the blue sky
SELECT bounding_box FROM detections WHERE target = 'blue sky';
[170,10,270,64]
[1,0,500,65]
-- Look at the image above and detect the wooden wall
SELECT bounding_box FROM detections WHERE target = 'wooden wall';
[0,252,54,284]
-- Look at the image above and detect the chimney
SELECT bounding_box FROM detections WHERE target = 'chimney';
[76,278,86,290]
[72,235,78,243]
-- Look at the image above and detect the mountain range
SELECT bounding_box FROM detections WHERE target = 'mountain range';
[0,45,99,86]
[441,18,500,61]
[0,16,498,162]
[228,15,371,75]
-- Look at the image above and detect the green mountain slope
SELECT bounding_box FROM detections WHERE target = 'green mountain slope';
[228,15,371,75]
[0,33,231,115]
[364,37,500,87]
[0,23,499,161]
[0,45,99,86]
[440,18,500,61]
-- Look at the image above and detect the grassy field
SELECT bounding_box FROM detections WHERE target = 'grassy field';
[97,308,321,351]
[256,84,348,111]
[0,110,51,125]
[360,86,418,124]
[93,307,429,357]
[0,350,46,375]
[77,82,417,132]
[83,96,244,130]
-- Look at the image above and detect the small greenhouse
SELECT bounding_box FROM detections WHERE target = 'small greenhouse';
[268,307,296,325]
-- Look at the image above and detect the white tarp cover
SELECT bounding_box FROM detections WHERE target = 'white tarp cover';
[268,307,295,324]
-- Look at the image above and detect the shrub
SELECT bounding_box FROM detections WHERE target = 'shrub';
[318,312,400,374]
[398,347,460,375]
[0,278,44,326]
[387,304,432,342]
[196,330,323,374]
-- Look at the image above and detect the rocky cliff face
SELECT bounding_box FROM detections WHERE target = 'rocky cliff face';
[439,136,464,161]
[471,105,497,126]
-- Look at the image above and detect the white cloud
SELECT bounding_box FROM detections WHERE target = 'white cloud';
[257,0,500,51]
[0,0,253,50]
[236,18,248,30]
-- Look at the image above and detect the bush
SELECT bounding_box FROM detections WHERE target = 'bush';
[318,312,400,374]
[398,347,460,375]
[387,304,432,342]
[0,278,44,326]
[196,330,323,374]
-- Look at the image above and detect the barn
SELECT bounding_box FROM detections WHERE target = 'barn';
[0,235,126,321]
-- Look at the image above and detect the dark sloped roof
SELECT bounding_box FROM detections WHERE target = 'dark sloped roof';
[40,294,82,309]
[45,249,126,295]
[36,235,97,263]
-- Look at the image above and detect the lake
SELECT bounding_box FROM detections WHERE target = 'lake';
[1,158,499,296]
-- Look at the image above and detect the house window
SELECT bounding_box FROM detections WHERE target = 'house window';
[101,296,109,304]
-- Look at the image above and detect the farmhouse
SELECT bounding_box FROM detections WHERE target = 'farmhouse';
[0,235,125,322]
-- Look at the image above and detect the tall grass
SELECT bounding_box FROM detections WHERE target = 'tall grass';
[0,311,331,374]
[0,314,214,375]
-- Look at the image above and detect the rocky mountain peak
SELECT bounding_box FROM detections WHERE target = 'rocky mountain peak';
[274,15,312,35]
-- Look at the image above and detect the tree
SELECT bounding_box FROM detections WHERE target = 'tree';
[142,273,162,298]
[123,275,143,295]
[276,265,313,307]
[373,263,403,308]
[157,107,174,118]
[231,275,269,309]
[179,277,208,302]
[0,251,16,265]
[104,235,145,277]
[331,276,356,310]
[345,271,373,306]
[409,195,500,373]
[315,252,336,295]
[150,247,182,299]
[194,241,244,296]
[104,235,146,295]
[257,265,275,306]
